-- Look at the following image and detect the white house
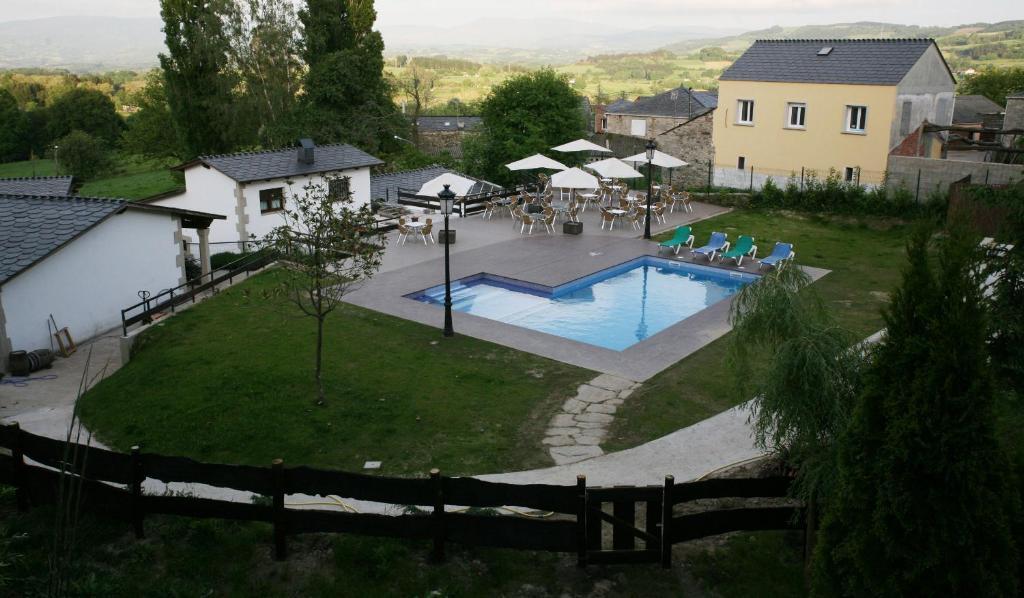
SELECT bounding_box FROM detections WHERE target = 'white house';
[144,139,383,254]
[0,193,224,372]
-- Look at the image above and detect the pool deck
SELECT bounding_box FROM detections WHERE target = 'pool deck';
[345,209,829,381]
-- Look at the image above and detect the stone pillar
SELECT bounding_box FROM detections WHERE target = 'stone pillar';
[198,228,211,277]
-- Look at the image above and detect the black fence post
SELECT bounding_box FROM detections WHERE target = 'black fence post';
[706,160,713,197]
[130,445,145,539]
[431,468,445,563]
[915,169,922,202]
[800,167,805,192]
[272,459,286,561]
[660,475,674,569]
[576,475,587,567]
[11,423,28,512]
[749,166,754,193]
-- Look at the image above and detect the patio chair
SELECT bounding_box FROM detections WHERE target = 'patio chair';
[759,242,796,270]
[600,208,618,230]
[652,202,667,225]
[678,191,694,214]
[692,232,730,262]
[417,219,435,245]
[397,217,411,246]
[520,212,537,235]
[658,225,695,255]
[567,205,580,223]
[663,194,678,213]
[626,209,643,231]
[720,235,757,266]
[543,210,556,234]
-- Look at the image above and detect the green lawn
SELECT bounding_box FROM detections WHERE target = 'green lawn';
[605,209,914,452]
[0,154,181,200]
[79,269,594,476]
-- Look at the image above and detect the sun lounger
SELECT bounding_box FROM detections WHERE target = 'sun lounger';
[658,226,695,255]
[691,231,729,262]
[720,235,757,266]
[759,242,795,270]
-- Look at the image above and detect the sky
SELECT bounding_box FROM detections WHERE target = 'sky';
[1,0,1021,31]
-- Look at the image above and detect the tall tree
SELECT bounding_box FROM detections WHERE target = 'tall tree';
[226,0,302,147]
[159,0,239,158]
[959,66,1024,106]
[463,69,586,186]
[46,88,124,145]
[122,70,184,160]
[398,66,436,142]
[0,89,29,162]
[813,224,1020,597]
[294,0,405,153]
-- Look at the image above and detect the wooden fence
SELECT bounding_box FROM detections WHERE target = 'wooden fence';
[0,423,804,567]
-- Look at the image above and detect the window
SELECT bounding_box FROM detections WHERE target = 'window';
[737,156,746,170]
[328,176,350,200]
[601,116,608,131]
[844,167,857,183]
[630,119,647,136]
[787,102,806,128]
[899,101,912,136]
[736,100,754,125]
[259,187,284,213]
[845,105,867,133]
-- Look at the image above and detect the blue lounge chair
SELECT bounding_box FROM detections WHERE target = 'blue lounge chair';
[759,242,795,270]
[692,232,729,262]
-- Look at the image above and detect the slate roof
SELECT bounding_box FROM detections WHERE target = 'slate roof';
[953,95,1004,124]
[720,39,944,85]
[606,87,717,119]
[0,176,75,196]
[0,194,224,285]
[370,166,503,203]
[605,98,634,112]
[181,142,384,183]
[414,116,482,132]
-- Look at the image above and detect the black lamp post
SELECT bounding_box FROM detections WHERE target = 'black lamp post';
[438,184,456,337]
[644,138,657,240]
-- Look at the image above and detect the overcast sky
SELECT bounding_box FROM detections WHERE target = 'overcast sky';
[1,0,1021,30]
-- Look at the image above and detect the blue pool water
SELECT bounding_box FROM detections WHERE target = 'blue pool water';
[409,257,759,351]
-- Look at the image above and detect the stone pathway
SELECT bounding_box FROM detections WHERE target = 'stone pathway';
[542,373,641,465]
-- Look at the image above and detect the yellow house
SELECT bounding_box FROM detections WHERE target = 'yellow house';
[713,39,955,188]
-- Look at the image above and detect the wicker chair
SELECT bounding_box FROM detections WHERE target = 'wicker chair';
[418,218,435,244]
[600,208,617,230]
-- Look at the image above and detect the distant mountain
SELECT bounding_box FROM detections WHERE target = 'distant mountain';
[0,16,165,72]
[659,20,1024,55]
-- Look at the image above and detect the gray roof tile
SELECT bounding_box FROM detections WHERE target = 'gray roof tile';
[0,194,124,284]
[0,176,75,196]
[720,39,939,85]
[414,116,482,132]
[953,94,1004,124]
[194,142,384,183]
[607,87,716,118]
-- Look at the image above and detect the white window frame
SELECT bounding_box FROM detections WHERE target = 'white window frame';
[630,118,647,136]
[736,99,754,125]
[845,105,867,133]
[786,102,806,129]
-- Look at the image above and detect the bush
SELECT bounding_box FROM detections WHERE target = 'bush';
[748,168,944,219]
[210,252,250,271]
[54,130,110,180]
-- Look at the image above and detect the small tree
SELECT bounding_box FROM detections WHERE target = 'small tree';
[55,130,110,180]
[258,177,384,406]
[813,223,1020,596]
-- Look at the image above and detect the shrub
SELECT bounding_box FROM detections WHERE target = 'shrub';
[54,130,110,180]
[210,252,250,271]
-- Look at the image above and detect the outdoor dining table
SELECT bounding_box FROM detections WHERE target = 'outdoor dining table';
[607,208,627,229]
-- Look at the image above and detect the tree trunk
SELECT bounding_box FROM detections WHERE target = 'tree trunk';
[315,314,325,406]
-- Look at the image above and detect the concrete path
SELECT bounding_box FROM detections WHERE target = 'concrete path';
[543,373,641,465]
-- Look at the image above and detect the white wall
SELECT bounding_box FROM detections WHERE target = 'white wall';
[153,165,372,254]
[891,45,956,148]
[1,210,182,354]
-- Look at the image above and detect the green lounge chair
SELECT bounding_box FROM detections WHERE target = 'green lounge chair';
[658,225,695,255]
[720,235,757,266]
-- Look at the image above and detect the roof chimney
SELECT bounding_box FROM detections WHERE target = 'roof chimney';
[298,138,315,164]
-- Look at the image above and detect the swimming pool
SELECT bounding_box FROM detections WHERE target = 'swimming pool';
[409,257,759,351]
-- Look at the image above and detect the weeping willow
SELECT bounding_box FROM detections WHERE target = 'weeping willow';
[728,265,864,499]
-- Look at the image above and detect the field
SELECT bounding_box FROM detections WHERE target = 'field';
[0,154,181,200]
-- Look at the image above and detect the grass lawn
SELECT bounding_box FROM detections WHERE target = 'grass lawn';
[605,209,915,452]
[0,487,805,597]
[79,269,594,476]
[0,154,181,200]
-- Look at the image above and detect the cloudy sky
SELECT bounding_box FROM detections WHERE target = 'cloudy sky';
[1,0,1021,30]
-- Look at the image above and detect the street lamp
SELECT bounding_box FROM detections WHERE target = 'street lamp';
[438,184,456,337]
[644,138,657,240]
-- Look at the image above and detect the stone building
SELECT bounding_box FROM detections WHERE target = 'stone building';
[602,87,717,187]
[413,116,482,159]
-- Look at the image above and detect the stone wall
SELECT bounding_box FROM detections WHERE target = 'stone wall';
[886,155,1024,199]
[656,112,715,188]
[416,131,466,158]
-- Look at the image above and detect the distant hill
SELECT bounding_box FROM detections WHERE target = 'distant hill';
[0,16,164,72]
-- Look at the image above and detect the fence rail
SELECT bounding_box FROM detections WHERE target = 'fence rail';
[396,187,524,218]
[0,423,804,567]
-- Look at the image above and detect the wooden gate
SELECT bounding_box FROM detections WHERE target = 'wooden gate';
[580,477,674,566]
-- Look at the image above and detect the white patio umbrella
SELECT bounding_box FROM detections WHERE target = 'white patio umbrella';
[585,157,644,180]
[505,153,568,171]
[550,167,599,203]
[415,172,477,197]
[551,139,612,153]
[622,149,689,186]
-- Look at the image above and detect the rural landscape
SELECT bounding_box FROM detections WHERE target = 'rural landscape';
[1,0,1023,596]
